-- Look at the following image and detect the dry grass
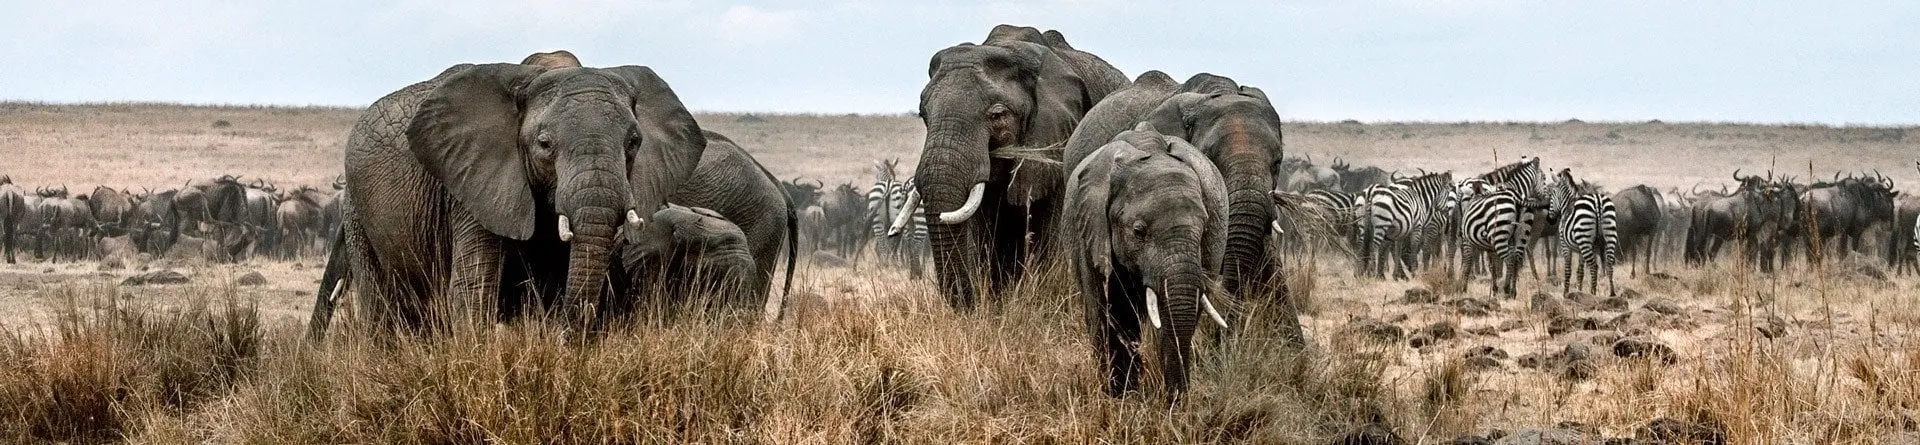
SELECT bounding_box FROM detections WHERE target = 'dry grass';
[2,103,1919,442]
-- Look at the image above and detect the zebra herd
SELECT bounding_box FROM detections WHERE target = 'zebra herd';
[1276,157,1920,297]
[780,159,929,276]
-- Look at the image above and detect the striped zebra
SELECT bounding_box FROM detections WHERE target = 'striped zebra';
[1359,171,1453,280]
[867,159,927,278]
[1532,167,1578,280]
[1559,191,1618,297]
[1475,157,1551,277]
[1449,178,1531,297]
[1270,189,1362,256]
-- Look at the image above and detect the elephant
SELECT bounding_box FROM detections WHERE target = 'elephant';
[1067,123,1229,398]
[312,56,708,338]
[903,24,1129,311]
[663,130,798,320]
[0,176,21,263]
[614,204,758,319]
[1062,71,1296,344]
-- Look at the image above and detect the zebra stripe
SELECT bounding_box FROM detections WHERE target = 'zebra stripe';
[1559,192,1618,296]
[1360,172,1453,279]
[1451,179,1529,296]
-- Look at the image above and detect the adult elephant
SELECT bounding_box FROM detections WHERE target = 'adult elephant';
[323,58,706,337]
[665,130,798,320]
[1067,123,1228,398]
[0,176,21,263]
[1062,72,1296,344]
[906,25,1128,311]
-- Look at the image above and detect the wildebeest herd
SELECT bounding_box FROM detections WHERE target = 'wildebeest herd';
[0,174,345,267]
[5,25,1918,405]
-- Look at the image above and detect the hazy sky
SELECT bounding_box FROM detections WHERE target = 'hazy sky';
[5,1,1916,124]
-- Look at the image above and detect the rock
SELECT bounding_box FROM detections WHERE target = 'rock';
[236,271,269,286]
[1754,314,1789,339]
[1409,333,1436,349]
[1498,319,1528,331]
[1447,436,1493,445]
[1555,421,1597,436]
[1516,352,1551,369]
[1565,291,1594,305]
[1568,330,1623,347]
[1447,297,1500,317]
[1644,298,1684,315]
[1596,296,1629,311]
[1612,337,1678,364]
[1421,320,1459,340]
[1547,315,1598,336]
[1464,355,1503,370]
[1402,287,1437,304]
[1493,428,1594,445]
[1562,342,1593,361]
[1618,288,1644,300]
[1385,313,1410,323]
[1346,317,1406,343]
[1332,422,1405,445]
[1465,325,1501,336]
[122,270,189,286]
[1466,345,1510,360]
[1635,417,1726,445]
[1529,292,1564,314]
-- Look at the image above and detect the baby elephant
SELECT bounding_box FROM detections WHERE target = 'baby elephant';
[617,204,760,320]
[1066,122,1231,399]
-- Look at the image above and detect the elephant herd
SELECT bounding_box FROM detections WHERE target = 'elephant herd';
[0,175,344,266]
[299,27,1304,400]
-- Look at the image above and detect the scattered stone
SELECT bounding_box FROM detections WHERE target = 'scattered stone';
[1385,313,1410,323]
[1466,345,1510,360]
[1464,355,1503,370]
[1492,428,1593,445]
[1562,342,1593,361]
[1547,315,1598,336]
[1409,333,1436,349]
[1635,417,1726,445]
[1466,325,1501,336]
[1447,436,1493,445]
[1516,352,1551,369]
[1332,422,1405,445]
[1565,291,1594,305]
[1596,296,1629,311]
[1643,298,1684,315]
[122,270,189,286]
[1346,317,1406,343]
[1555,421,1598,436]
[1420,320,1459,341]
[1754,314,1790,339]
[1618,288,1644,300]
[1447,297,1500,317]
[1529,292,1563,314]
[1498,319,1528,332]
[236,271,269,286]
[1402,287,1437,304]
[1612,337,1678,364]
[1568,330,1622,347]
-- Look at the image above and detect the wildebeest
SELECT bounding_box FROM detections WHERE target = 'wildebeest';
[1685,170,1797,273]
[1797,172,1898,266]
[1610,185,1664,277]
[0,176,22,263]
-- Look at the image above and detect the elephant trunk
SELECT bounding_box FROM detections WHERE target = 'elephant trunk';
[1152,259,1206,396]
[556,144,633,327]
[915,98,995,310]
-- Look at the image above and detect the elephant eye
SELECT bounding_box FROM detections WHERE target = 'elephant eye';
[535,132,553,149]
[987,103,1010,118]
[1130,220,1147,236]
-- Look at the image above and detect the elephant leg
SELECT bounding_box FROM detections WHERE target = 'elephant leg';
[447,208,503,334]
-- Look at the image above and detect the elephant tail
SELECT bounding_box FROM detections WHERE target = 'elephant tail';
[779,188,799,322]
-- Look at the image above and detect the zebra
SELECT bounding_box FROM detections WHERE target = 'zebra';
[1449,178,1532,297]
[1270,189,1361,256]
[1559,191,1619,297]
[868,159,928,278]
[1359,171,1453,280]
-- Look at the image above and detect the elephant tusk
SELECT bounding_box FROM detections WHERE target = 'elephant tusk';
[1201,293,1228,329]
[888,187,920,236]
[935,183,986,224]
[627,209,645,226]
[557,214,574,242]
[1144,287,1163,329]
[1271,220,1286,235]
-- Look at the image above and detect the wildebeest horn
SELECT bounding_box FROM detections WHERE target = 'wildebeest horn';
[1732,169,1742,182]
[1690,182,1704,196]
[813,179,823,188]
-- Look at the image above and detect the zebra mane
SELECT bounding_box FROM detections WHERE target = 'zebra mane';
[1479,156,1540,181]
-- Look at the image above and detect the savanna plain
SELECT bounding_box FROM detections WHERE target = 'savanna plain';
[2,102,1919,443]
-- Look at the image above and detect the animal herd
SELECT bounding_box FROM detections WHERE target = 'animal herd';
[0,175,344,267]
[9,25,1918,404]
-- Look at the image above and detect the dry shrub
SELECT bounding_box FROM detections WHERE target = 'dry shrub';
[0,283,261,443]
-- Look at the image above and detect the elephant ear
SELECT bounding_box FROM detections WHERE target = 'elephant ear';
[1013,42,1089,147]
[1066,135,1126,279]
[1237,85,1272,103]
[1164,130,1230,275]
[608,66,708,215]
[408,63,548,240]
[1141,92,1211,142]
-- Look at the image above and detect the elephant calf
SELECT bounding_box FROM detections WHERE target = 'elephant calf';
[616,204,759,320]
[1066,123,1230,399]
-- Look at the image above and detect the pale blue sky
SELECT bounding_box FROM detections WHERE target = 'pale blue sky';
[4,1,1916,124]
